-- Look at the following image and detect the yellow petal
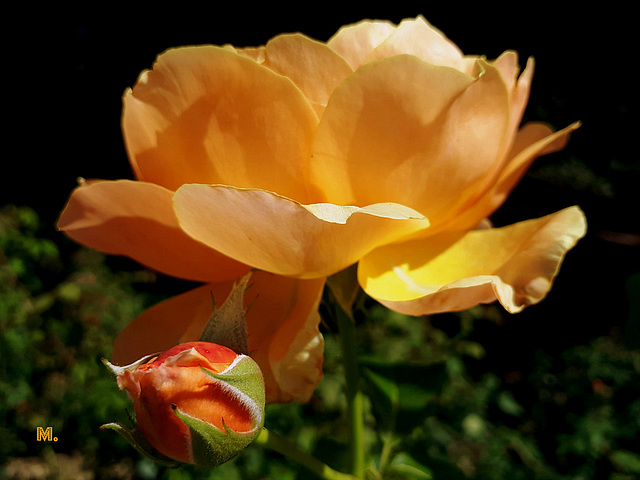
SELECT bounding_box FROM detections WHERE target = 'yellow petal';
[263,33,353,116]
[310,55,510,226]
[365,16,474,73]
[111,272,326,403]
[358,206,587,315]
[122,46,318,202]
[327,19,396,70]
[56,180,249,282]
[173,185,428,279]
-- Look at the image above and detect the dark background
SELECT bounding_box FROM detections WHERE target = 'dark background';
[5,4,638,361]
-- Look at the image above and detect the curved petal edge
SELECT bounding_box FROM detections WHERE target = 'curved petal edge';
[359,206,587,315]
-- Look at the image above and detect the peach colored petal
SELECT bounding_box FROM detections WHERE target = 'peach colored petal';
[111,272,326,403]
[111,283,220,366]
[240,273,326,403]
[436,121,581,234]
[263,33,353,116]
[56,180,249,282]
[327,19,396,70]
[492,53,534,144]
[358,206,587,315]
[309,56,510,226]
[492,51,520,93]
[365,16,474,73]
[232,45,266,63]
[122,46,318,202]
[173,185,429,279]
[491,121,581,205]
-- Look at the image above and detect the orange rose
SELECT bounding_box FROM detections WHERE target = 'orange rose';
[58,16,586,401]
[104,341,265,466]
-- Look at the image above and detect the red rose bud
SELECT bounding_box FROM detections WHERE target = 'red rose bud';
[102,341,265,467]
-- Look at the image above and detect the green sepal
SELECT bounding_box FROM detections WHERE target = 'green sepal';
[326,264,360,320]
[200,355,266,415]
[200,272,252,355]
[173,406,263,468]
[173,355,265,467]
[100,422,181,468]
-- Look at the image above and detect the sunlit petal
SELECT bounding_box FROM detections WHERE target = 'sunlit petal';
[122,46,318,202]
[359,206,587,315]
[366,16,474,73]
[327,19,396,70]
[173,185,429,279]
[56,180,249,282]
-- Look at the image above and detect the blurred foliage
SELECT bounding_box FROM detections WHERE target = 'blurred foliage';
[1,205,639,480]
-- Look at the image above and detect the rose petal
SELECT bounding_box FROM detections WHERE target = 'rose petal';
[263,33,353,116]
[309,55,510,226]
[57,180,249,282]
[122,46,319,202]
[327,19,396,70]
[432,121,581,234]
[173,184,428,279]
[493,53,534,143]
[111,272,326,403]
[358,206,587,315]
[365,16,474,73]
[241,273,326,403]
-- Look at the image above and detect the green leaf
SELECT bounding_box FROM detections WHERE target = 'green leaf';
[388,452,433,479]
[610,450,640,473]
[497,391,525,417]
[361,359,447,432]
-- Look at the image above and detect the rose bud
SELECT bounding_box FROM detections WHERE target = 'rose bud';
[102,341,265,467]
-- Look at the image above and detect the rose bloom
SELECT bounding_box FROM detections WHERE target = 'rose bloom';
[113,341,264,465]
[58,16,586,402]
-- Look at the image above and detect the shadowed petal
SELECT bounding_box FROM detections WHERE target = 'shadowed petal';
[309,55,510,225]
[433,121,581,234]
[358,206,587,315]
[173,185,429,278]
[263,33,353,116]
[57,180,249,282]
[111,272,326,403]
[494,53,534,140]
[122,46,319,202]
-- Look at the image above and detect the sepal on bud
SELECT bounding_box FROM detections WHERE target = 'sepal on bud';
[100,421,182,468]
[177,354,265,467]
[200,272,253,354]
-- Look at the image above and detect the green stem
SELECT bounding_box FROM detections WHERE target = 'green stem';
[336,307,366,479]
[255,428,356,480]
